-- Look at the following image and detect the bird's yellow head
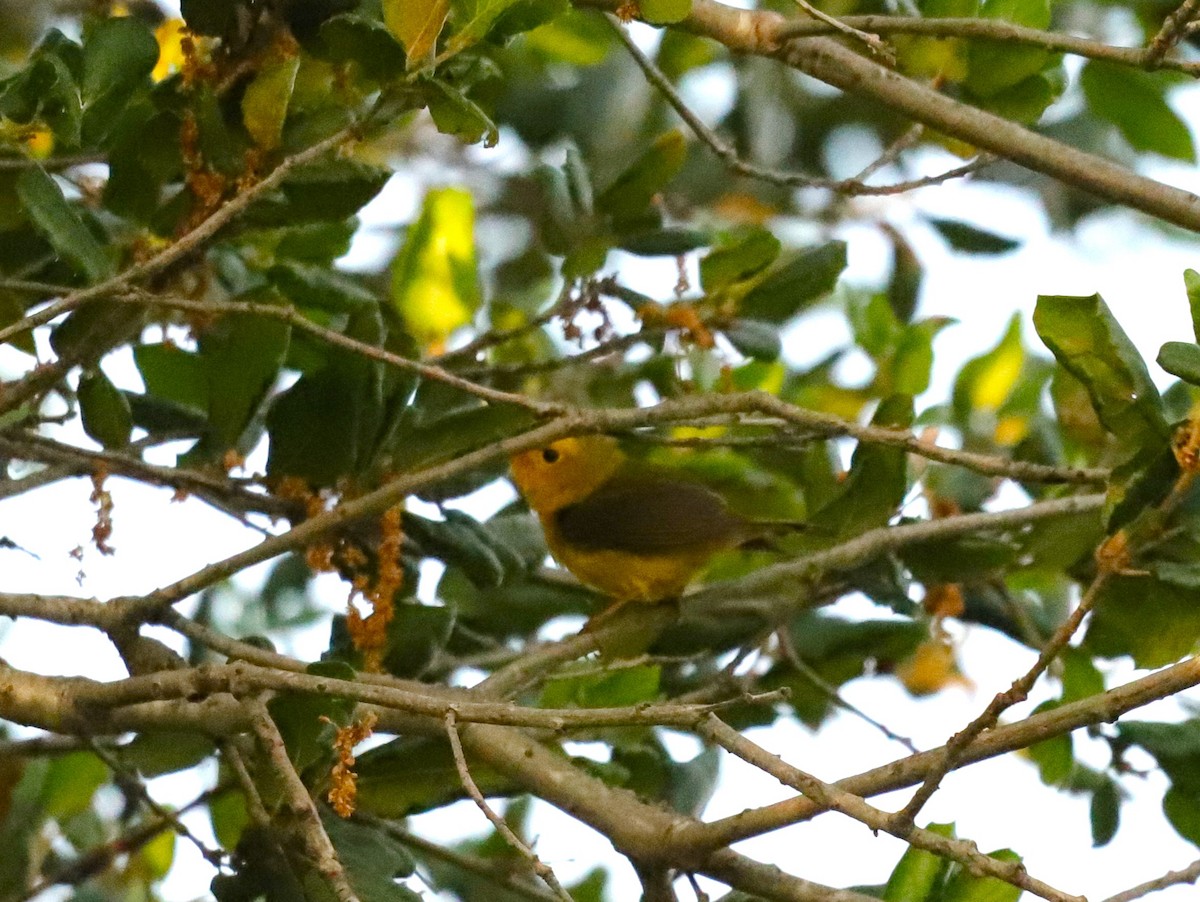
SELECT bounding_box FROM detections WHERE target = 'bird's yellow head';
[509,435,624,515]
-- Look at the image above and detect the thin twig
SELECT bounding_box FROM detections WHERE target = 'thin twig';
[1101,858,1200,902]
[355,813,562,902]
[1143,0,1200,66]
[701,715,1084,902]
[775,627,919,753]
[247,702,361,902]
[444,711,575,902]
[89,740,225,867]
[113,290,561,414]
[771,14,1200,76]
[604,14,991,196]
[791,0,894,62]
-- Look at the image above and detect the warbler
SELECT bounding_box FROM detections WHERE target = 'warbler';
[510,434,790,607]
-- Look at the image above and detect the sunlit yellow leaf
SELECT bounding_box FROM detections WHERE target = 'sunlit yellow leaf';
[391,187,480,350]
[152,18,187,82]
[138,825,176,878]
[21,125,53,159]
[954,313,1024,416]
[896,638,972,696]
[241,56,300,150]
[993,413,1029,446]
[382,0,450,66]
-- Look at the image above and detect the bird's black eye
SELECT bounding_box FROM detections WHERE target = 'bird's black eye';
[542,448,560,464]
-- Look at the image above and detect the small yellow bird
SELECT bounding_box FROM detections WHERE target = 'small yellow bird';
[510,435,785,608]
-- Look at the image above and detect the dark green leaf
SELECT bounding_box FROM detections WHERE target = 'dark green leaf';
[1090,778,1120,847]
[16,167,112,282]
[700,228,781,291]
[425,77,499,148]
[595,130,687,222]
[122,732,215,777]
[723,319,782,362]
[267,261,377,311]
[78,368,132,449]
[200,306,291,454]
[1158,341,1200,385]
[927,217,1020,255]
[318,14,408,79]
[617,227,709,256]
[135,343,210,413]
[323,812,419,902]
[1034,294,1168,451]
[1164,785,1200,847]
[1081,61,1195,162]
[267,661,356,775]
[81,16,157,107]
[1085,576,1200,668]
[741,241,847,324]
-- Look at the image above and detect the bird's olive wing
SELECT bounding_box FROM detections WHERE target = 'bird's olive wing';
[554,475,749,553]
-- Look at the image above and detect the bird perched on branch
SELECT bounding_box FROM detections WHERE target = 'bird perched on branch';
[510,434,799,617]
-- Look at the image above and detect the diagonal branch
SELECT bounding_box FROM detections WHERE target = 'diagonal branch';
[701,715,1084,902]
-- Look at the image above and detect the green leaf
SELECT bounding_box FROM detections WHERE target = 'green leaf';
[640,0,692,24]
[242,56,301,150]
[964,0,1051,98]
[700,228,782,291]
[448,0,524,53]
[953,313,1023,419]
[1034,294,1168,451]
[927,217,1020,255]
[208,786,250,851]
[740,241,847,324]
[883,822,954,901]
[318,14,408,80]
[78,368,133,449]
[16,167,113,282]
[357,736,517,818]
[267,661,356,775]
[199,304,291,454]
[1081,61,1195,162]
[41,752,107,820]
[723,319,782,362]
[1158,341,1200,386]
[595,130,687,222]
[249,159,391,226]
[267,308,390,486]
[810,395,913,538]
[1185,269,1200,342]
[135,343,210,413]
[542,664,661,708]
[80,16,158,144]
[267,261,377,311]
[1090,778,1121,847]
[424,77,499,147]
[324,812,420,901]
[383,0,449,63]
[391,187,481,347]
[1085,576,1200,668]
[941,849,1022,902]
[617,227,709,256]
[1164,785,1200,847]
[122,732,215,777]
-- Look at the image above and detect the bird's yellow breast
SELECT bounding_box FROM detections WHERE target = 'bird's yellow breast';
[539,514,713,602]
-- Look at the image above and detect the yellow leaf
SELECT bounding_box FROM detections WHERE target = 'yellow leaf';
[152,18,187,82]
[382,0,450,66]
[241,56,300,150]
[896,639,972,696]
[391,187,480,349]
